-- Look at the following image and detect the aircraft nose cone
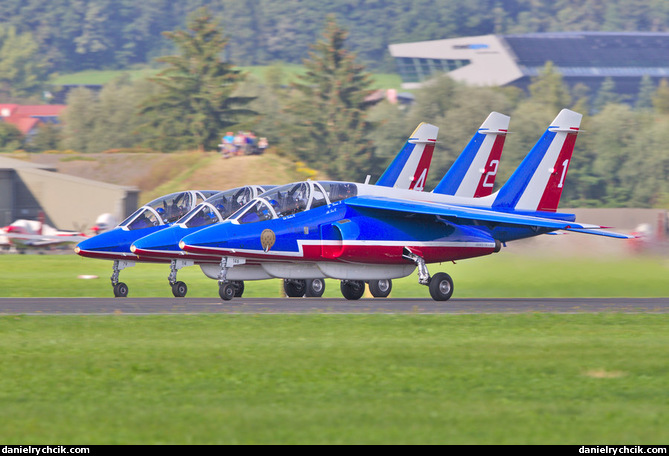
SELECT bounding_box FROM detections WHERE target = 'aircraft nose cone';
[179,223,232,254]
[132,226,187,256]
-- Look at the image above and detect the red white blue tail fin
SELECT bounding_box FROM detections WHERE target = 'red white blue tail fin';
[375,122,438,191]
[432,112,509,197]
[492,109,582,212]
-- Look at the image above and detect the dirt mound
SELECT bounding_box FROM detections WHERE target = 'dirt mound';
[26,151,324,200]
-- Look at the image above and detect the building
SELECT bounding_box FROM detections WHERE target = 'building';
[388,32,669,103]
[0,104,67,137]
[0,156,138,232]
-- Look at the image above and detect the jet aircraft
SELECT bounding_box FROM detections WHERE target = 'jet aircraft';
[128,121,440,297]
[178,109,633,301]
[133,113,511,299]
[75,189,222,297]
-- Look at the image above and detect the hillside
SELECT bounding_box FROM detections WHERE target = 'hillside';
[25,150,327,202]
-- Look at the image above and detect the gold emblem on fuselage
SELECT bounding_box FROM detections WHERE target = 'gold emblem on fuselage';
[261,229,276,252]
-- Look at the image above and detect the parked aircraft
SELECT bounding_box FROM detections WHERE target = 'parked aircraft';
[134,113,511,299]
[178,109,633,301]
[1,218,88,251]
[74,189,222,297]
[128,121,438,297]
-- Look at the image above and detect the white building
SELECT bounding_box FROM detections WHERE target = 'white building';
[388,32,669,102]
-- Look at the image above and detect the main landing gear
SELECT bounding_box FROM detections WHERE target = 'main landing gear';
[283,279,326,297]
[403,247,454,301]
[339,279,393,300]
[111,259,135,298]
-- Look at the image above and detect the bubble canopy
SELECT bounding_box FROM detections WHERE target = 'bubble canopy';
[228,181,358,225]
[118,190,219,231]
[177,185,275,229]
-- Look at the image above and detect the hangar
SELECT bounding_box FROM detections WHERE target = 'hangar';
[388,32,669,103]
[0,156,139,232]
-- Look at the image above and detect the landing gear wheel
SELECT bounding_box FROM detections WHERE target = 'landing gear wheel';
[429,273,454,301]
[231,280,244,297]
[284,279,306,297]
[340,280,365,300]
[219,283,235,301]
[113,282,128,298]
[305,278,325,297]
[368,279,392,298]
[171,281,188,298]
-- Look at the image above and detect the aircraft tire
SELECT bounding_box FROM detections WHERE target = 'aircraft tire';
[429,273,454,301]
[368,279,392,298]
[113,282,129,298]
[340,280,365,300]
[284,279,306,297]
[305,278,325,297]
[172,281,187,298]
[232,280,244,297]
[219,283,235,301]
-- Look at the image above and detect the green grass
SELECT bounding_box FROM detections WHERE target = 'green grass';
[0,313,667,444]
[49,65,404,90]
[0,253,667,298]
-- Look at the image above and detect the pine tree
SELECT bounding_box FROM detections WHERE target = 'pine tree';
[287,15,376,181]
[652,79,669,115]
[139,7,255,152]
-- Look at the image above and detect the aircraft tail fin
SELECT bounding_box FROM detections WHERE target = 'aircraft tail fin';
[375,122,438,191]
[432,112,509,197]
[492,109,582,213]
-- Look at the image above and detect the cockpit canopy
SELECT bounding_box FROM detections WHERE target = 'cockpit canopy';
[119,190,219,230]
[178,185,276,228]
[230,181,358,224]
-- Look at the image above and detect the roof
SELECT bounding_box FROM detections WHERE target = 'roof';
[389,32,669,91]
[0,104,67,135]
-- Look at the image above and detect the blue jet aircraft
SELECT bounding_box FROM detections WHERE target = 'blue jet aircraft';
[133,113,512,299]
[177,109,633,301]
[75,189,221,297]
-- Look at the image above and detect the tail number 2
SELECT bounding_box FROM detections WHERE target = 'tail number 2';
[482,160,499,188]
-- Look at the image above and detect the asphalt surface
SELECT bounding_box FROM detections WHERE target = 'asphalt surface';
[1,297,668,314]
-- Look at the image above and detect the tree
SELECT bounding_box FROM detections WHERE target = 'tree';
[635,75,655,110]
[0,122,22,152]
[527,61,572,112]
[0,25,46,100]
[285,15,375,181]
[652,79,669,115]
[139,7,255,152]
[593,77,623,113]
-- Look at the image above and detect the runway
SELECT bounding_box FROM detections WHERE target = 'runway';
[1,297,669,315]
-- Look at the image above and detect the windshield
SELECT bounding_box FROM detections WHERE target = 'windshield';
[118,190,217,230]
[231,181,358,224]
[180,186,274,228]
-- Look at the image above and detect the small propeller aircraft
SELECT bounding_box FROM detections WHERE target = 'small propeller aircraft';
[178,109,633,301]
[132,113,511,299]
[1,216,88,252]
[74,189,222,297]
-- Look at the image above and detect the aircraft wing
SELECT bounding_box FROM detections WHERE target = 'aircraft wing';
[345,196,635,239]
[4,233,89,247]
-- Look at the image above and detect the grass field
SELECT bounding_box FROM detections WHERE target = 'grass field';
[1,252,667,299]
[0,313,667,444]
[49,65,404,90]
[1,253,668,444]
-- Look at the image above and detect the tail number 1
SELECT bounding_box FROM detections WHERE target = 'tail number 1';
[557,159,569,188]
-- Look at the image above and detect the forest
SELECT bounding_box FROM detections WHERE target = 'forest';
[0,1,668,208]
[1,0,668,72]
